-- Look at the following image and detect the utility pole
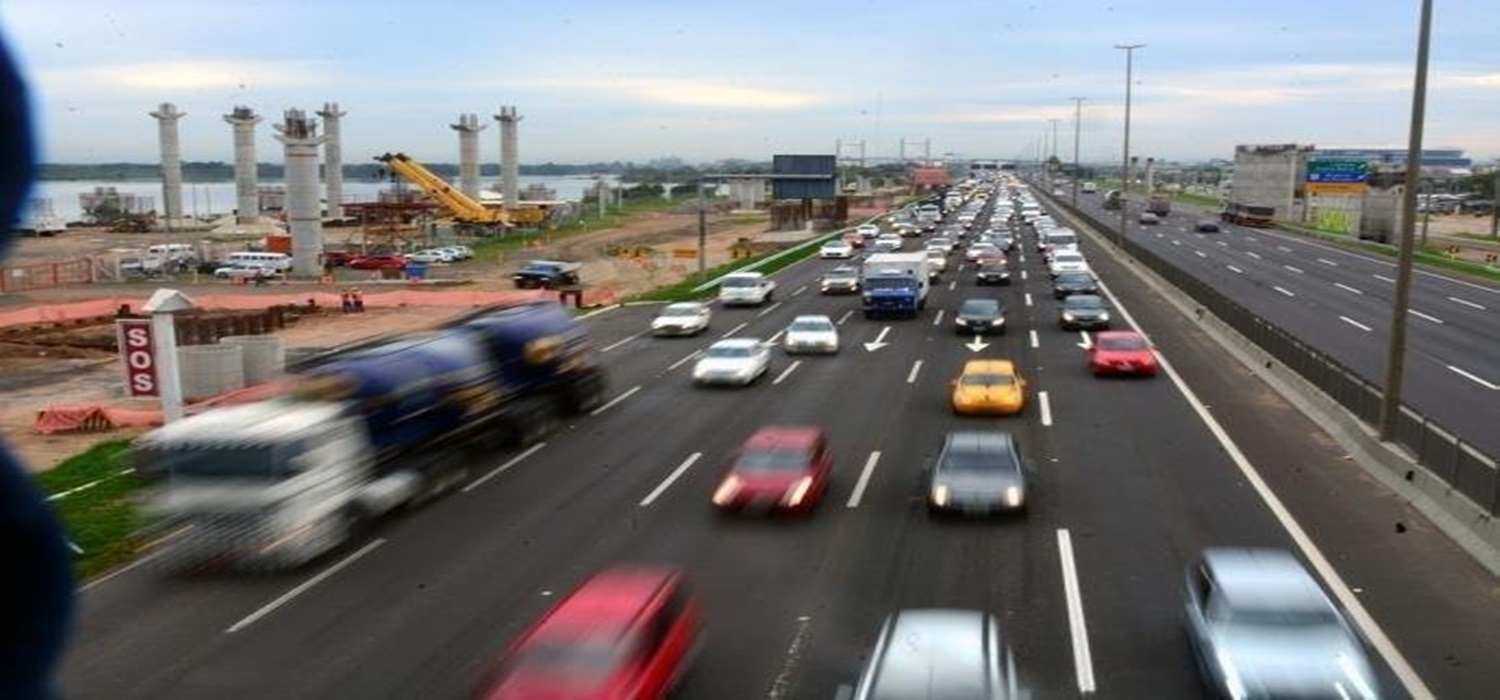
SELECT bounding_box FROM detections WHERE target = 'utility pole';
[697,180,708,281]
[1379,0,1432,441]
[1070,97,1086,207]
[1115,43,1145,246]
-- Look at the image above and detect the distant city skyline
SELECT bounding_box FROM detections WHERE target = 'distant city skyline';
[6,0,1498,165]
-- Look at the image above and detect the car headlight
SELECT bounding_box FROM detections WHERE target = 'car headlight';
[931,485,950,507]
[1004,486,1023,507]
[692,365,708,379]
[955,317,969,326]
[1063,313,1076,321]
[713,476,743,506]
[1098,312,1110,321]
[783,477,814,507]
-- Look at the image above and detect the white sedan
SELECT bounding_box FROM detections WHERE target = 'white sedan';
[693,338,771,386]
[781,315,839,354]
[820,240,855,259]
[651,301,712,336]
[405,249,453,264]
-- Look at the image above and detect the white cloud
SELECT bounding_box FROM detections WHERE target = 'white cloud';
[510,75,826,110]
[34,60,336,97]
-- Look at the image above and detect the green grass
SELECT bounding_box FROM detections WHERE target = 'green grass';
[625,232,835,303]
[472,196,700,260]
[33,439,151,580]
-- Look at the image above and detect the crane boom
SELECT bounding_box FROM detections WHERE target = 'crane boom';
[375,153,547,232]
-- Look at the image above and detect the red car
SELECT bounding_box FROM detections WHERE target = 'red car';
[347,254,407,270]
[1088,330,1159,377]
[842,231,866,248]
[711,426,833,514]
[476,566,701,699]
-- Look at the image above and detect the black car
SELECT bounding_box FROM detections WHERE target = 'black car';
[1052,271,1099,299]
[1195,218,1222,233]
[1059,294,1112,331]
[975,260,1011,286]
[819,265,861,295]
[954,298,1006,335]
[927,431,1029,515]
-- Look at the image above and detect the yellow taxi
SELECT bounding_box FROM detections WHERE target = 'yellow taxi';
[950,359,1026,415]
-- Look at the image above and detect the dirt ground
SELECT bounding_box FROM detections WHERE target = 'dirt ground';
[0,208,808,472]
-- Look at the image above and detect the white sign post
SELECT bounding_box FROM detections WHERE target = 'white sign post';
[141,288,195,424]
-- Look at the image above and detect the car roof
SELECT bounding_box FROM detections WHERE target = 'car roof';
[960,298,1000,308]
[791,314,833,323]
[1200,548,1333,613]
[743,425,824,451]
[961,359,1017,375]
[663,301,705,311]
[1063,294,1104,305]
[864,609,1004,699]
[711,337,763,349]
[724,271,765,278]
[529,565,682,640]
[1095,330,1143,342]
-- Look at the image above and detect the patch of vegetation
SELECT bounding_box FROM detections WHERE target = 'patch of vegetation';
[33,439,151,580]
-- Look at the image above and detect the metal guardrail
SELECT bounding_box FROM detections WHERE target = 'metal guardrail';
[1048,194,1500,517]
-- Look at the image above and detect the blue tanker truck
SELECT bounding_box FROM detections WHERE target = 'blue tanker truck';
[134,300,607,571]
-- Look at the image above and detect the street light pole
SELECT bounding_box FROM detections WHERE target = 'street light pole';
[1379,0,1433,441]
[1070,97,1085,207]
[1115,43,1145,247]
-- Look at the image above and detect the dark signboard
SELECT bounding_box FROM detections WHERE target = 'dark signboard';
[772,154,836,200]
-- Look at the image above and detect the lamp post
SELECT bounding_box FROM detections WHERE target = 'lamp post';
[1070,97,1086,207]
[1115,43,1145,246]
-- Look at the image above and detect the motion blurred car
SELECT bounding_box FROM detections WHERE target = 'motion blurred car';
[711,426,832,514]
[927,431,1029,515]
[717,272,776,306]
[1047,250,1090,277]
[950,359,1026,415]
[474,565,701,699]
[820,265,861,295]
[925,247,948,275]
[842,231,866,248]
[820,239,855,259]
[782,315,839,354]
[849,609,1021,700]
[856,223,881,238]
[347,254,408,270]
[1088,330,1158,377]
[964,241,1001,262]
[692,338,770,386]
[1052,271,1099,299]
[651,301,711,337]
[1059,294,1111,331]
[1138,211,1161,226]
[953,298,1006,335]
[1184,548,1380,700]
[874,233,903,251]
[1196,218,1223,233]
[975,259,1011,286]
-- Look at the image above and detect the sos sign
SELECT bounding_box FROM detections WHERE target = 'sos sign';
[115,319,159,397]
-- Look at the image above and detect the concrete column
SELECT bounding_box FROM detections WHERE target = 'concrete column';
[223,106,263,224]
[150,103,186,228]
[1145,157,1156,193]
[274,109,328,277]
[451,113,486,199]
[316,102,347,220]
[495,106,522,208]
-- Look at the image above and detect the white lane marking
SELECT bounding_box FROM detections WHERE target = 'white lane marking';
[1077,331,1091,349]
[768,329,787,344]
[1058,529,1096,695]
[463,443,549,492]
[589,386,641,417]
[1447,296,1487,311]
[47,475,116,502]
[1039,391,1053,427]
[1374,274,1396,283]
[1227,265,1244,274]
[1448,365,1500,390]
[1283,264,1304,274]
[772,360,801,385]
[667,350,702,372]
[792,285,807,296]
[720,321,749,338]
[932,309,946,327]
[1339,316,1373,332]
[1217,240,1229,247]
[1245,237,1259,243]
[1408,309,1444,324]
[1029,329,1039,349]
[906,360,923,384]
[1171,239,1182,247]
[1194,250,1207,258]
[1334,282,1364,295]
[1317,258,1339,266]
[948,280,957,291]
[756,301,785,317]
[1021,270,1029,281]
[600,332,643,353]
[1094,279,1436,700]
[1277,245,1293,253]
[1024,293,1033,307]
[639,452,702,506]
[836,309,854,325]
[1246,251,1263,260]
[81,526,190,591]
[767,615,814,700]
[1273,286,1296,297]
[846,451,882,508]
[227,539,387,633]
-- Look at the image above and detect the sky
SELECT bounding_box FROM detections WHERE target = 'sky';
[3,0,1498,166]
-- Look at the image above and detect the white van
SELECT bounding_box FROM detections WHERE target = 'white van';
[147,243,197,259]
[225,251,292,271]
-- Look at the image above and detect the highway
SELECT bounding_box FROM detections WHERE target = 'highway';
[1059,187,1500,460]
[60,186,1500,699]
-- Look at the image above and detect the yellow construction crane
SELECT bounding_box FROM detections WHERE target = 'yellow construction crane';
[374,152,546,234]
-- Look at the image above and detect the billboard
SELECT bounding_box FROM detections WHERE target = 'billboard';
[116,318,159,397]
[1307,158,1370,195]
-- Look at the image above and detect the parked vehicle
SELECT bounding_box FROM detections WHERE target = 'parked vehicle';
[347,254,408,270]
[134,301,608,571]
[512,259,581,289]
[860,252,930,319]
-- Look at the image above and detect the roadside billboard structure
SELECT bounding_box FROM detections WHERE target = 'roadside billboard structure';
[1306,158,1371,195]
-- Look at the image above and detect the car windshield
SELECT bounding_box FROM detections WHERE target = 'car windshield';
[959,300,999,315]
[826,270,856,279]
[503,639,632,682]
[959,373,1014,387]
[1057,273,1094,285]
[865,277,914,290]
[941,447,1015,473]
[735,449,811,472]
[1064,296,1105,310]
[1054,253,1083,263]
[704,344,754,358]
[1099,335,1149,351]
[721,277,760,288]
[661,305,700,318]
[789,319,832,332]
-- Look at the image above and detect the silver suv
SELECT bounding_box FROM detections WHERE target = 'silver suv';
[850,608,1022,699]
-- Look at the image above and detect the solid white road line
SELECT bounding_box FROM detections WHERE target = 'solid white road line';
[1339,316,1373,332]
[1029,329,1040,349]
[1021,270,1029,281]
[589,386,641,417]
[1408,309,1444,324]
[1024,293,1033,307]
[1217,240,1229,247]
[767,615,814,700]
[773,360,801,385]
[463,443,549,492]
[1246,251,1263,260]
[932,309,946,327]
[1057,529,1097,695]
[1283,264,1304,274]
[846,451,882,508]
[1374,274,1396,283]
[1317,258,1338,266]
[599,332,643,353]
[1277,245,1293,253]
[948,280,957,291]
[639,452,702,506]
[1334,282,1364,295]
[1448,365,1500,390]
[720,321,749,338]
[757,301,785,317]
[1038,391,1053,427]
[667,350,702,372]
[906,360,923,384]
[768,329,787,344]
[1171,239,1182,247]
[1273,286,1296,297]
[836,309,855,325]
[1227,265,1244,274]
[227,539,386,633]
[1447,296,1487,311]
